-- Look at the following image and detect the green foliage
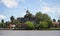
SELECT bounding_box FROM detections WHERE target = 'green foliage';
[3,23,7,28]
[13,21,21,28]
[15,22,21,28]
[0,23,3,28]
[0,19,7,28]
[36,12,52,27]
[0,23,6,28]
[13,20,21,25]
[38,21,48,29]
[49,27,60,30]
[0,11,54,30]
[36,12,43,23]
[42,14,51,22]
[25,21,35,29]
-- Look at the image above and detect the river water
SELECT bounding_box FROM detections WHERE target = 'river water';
[0,30,60,36]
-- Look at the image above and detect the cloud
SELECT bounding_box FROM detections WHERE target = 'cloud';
[39,0,60,20]
[40,0,48,7]
[41,7,60,13]
[40,0,50,13]
[0,0,25,8]
[0,15,6,19]
[1,0,18,8]
[40,0,60,13]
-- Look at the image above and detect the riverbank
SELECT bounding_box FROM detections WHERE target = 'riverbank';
[0,29,60,31]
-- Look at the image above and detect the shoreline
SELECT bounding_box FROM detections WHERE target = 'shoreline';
[0,30,60,31]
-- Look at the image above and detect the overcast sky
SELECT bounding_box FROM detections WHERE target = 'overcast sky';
[0,0,60,22]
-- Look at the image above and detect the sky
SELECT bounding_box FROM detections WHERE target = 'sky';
[0,0,60,22]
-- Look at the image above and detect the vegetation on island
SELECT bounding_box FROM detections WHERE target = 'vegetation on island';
[0,10,60,30]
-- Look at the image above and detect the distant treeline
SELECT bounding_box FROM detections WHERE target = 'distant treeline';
[0,10,60,30]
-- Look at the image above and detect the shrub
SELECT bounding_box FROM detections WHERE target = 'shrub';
[38,21,48,29]
[25,21,35,29]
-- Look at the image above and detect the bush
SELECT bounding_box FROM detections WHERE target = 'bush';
[25,21,35,29]
[38,21,48,29]
[0,23,7,28]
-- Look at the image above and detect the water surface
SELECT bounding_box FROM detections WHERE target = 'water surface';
[0,30,60,36]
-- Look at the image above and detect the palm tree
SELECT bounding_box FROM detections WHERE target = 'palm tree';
[1,19,4,28]
[1,19,4,23]
[10,16,15,23]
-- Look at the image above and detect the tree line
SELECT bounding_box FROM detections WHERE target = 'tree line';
[0,11,60,30]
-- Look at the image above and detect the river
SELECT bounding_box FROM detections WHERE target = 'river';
[0,30,60,36]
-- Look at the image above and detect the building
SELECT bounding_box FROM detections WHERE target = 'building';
[7,23,16,29]
[52,22,59,27]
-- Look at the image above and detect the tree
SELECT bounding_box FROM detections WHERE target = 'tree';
[10,16,15,23]
[42,14,52,27]
[42,14,51,22]
[53,19,56,22]
[36,12,43,23]
[1,20,9,28]
[35,12,52,29]
[1,19,4,23]
[1,19,4,28]
[1,19,5,28]
[4,21,9,28]
[38,21,48,29]
[25,21,35,29]
[58,19,60,23]
[36,12,51,24]
[14,21,21,28]
[25,10,32,20]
